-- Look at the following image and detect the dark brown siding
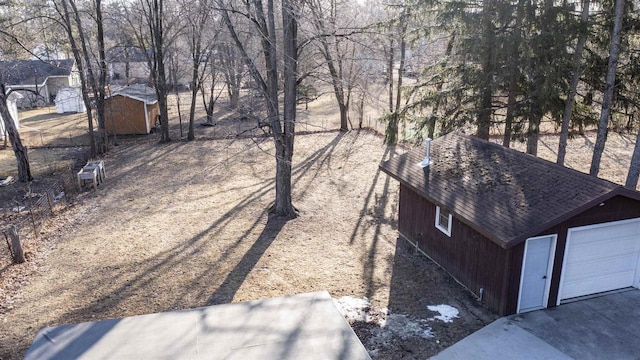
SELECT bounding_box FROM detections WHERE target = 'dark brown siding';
[505,242,525,314]
[398,184,511,314]
[504,195,640,313]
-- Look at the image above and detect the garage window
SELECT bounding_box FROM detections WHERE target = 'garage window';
[435,206,452,236]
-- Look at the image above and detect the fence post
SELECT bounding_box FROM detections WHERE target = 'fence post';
[6,225,25,264]
[27,194,37,239]
[46,191,53,214]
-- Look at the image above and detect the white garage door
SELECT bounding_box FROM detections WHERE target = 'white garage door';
[559,218,640,302]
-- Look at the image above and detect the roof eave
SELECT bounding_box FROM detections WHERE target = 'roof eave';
[109,93,158,105]
[8,80,48,88]
[504,186,639,248]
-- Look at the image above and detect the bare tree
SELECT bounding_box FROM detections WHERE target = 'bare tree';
[200,52,226,125]
[307,0,362,131]
[0,83,32,182]
[52,0,108,157]
[217,0,298,216]
[182,0,219,140]
[218,42,244,109]
[127,0,181,143]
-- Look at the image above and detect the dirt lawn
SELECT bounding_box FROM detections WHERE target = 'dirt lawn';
[0,130,498,359]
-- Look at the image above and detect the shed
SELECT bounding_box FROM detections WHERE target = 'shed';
[380,132,640,315]
[54,87,85,113]
[1,92,23,141]
[105,85,159,135]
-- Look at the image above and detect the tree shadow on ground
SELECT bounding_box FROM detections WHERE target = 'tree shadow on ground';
[37,132,347,325]
[349,145,397,299]
[207,214,290,305]
[374,237,497,358]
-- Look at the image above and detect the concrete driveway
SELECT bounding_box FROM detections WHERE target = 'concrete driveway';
[432,289,640,359]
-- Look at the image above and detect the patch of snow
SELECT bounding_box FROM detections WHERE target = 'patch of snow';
[334,295,435,355]
[333,296,372,323]
[383,314,434,339]
[54,191,65,201]
[427,304,459,323]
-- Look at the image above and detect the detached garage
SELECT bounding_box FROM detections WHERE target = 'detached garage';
[380,132,640,315]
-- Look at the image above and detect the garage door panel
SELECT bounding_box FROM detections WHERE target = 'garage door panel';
[571,222,640,242]
[560,219,640,301]
[567,235,640,262]
[564,253,638,280]
[561,271,637,299]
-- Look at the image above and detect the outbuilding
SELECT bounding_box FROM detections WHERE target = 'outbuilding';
[104,85,159,135]
[54,87,85,113]
[380,132,640,315]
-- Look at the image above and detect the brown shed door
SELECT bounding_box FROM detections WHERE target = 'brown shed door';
[558,218,640,302]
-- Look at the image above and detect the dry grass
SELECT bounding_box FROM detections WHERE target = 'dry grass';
[503,131,638,189]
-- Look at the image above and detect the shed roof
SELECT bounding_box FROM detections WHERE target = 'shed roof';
[109,84,157,104]
[0,59,75,86]
[380,132,640,249]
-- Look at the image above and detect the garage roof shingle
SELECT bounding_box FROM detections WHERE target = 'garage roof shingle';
[380,132,640,248]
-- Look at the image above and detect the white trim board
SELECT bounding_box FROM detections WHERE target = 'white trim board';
[557,218,640,305]
[517,234,557,314]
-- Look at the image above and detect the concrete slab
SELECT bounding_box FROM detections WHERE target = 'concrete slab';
[25,291,371,360]
[511,289,640,360]
[430,317,572,360]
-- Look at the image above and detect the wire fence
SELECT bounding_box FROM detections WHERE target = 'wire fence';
[1,169,81,268]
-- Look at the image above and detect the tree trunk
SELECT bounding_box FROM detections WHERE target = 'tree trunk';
[203,83,216,123]
[358,95,365,129]
[395,12,406,114]
[557,0,590,165]
[6,225,25,264]
[590,0,624,176]
[0,90,32,182]
[477,0,494,140]
[338,103,348,131]
[188,86,197,140]
[526,112,542,156]
[158,93,170,142]
[428,33,455,139]
[625,128,640,189]
[502,0,525,148]
[95,0,108,154]
[387,39,394,113]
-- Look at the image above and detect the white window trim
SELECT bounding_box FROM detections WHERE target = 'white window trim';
[435,206,452,237]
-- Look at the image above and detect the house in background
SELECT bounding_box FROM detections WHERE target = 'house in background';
[380,132,640,315]
[106,46,150,84]
[0,59,79,108]
[105,84,159,135]
[0,92,23,141]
